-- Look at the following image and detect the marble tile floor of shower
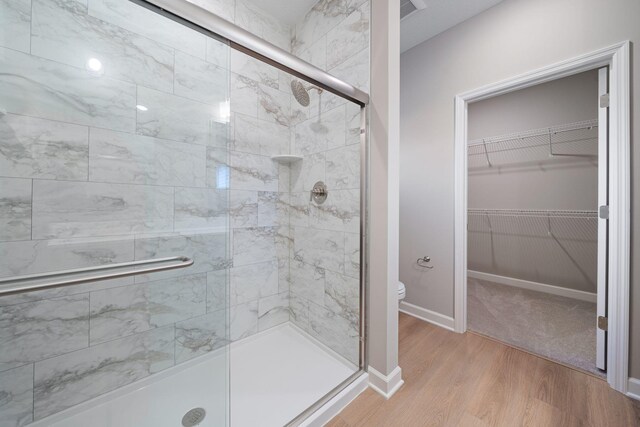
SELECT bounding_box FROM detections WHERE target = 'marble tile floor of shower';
[29,324,357,427]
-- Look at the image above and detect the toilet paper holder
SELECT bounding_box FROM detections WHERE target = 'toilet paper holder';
[416,256,433,269]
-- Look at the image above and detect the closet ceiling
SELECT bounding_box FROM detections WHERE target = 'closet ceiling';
[401,0,505,53]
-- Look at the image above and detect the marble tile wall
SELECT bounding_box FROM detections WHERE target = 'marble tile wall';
[0,0,367,423]
[168,0,368,368]
[180,0,369,368]
[180,0,295,348]
[292,0,370,96]
[0,0,294,425]
[286,0,370,366]
[183,1,296,350]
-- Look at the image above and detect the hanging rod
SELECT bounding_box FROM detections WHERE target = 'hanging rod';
[0,256,194,296]
[468,209,598,219]
[467,119,598,148]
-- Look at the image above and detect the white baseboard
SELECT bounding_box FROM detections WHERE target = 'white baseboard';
[468,270,597,303]
[301,372,369,426]
[399,301,455,331]
[367,366,404,399]
[627,377,640,401]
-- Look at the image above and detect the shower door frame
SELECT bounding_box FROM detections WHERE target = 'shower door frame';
[132,0,371,424]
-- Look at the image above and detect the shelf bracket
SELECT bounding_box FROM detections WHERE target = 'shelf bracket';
[484,211,493,232]
[482,139,492,167]
[548,128,554,157]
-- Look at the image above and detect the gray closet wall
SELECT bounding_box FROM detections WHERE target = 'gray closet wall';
[467,70,599,293]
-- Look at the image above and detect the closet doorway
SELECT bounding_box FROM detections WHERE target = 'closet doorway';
[452,42,630,393]
[465,69,604,376]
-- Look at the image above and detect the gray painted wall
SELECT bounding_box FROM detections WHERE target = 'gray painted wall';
[369,0,401,379]
[467,70,599,293]
[399,0,640,377]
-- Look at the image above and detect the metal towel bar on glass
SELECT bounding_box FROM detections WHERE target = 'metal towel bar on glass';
[0,256,194,296]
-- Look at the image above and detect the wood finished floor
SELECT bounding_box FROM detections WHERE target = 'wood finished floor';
[327,313,640,427]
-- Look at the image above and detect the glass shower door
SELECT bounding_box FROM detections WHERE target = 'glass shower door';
[0,0,231,426]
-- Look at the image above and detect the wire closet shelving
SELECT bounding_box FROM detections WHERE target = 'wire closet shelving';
[467,209,598,238]
[467,119,598,167]
[467,209,598,219]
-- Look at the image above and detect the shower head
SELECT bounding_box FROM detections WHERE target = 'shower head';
[290,80,310,107]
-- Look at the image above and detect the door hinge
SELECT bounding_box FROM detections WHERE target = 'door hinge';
[598,316,608,331]
[600,93,610,108]
[599,205,609,219]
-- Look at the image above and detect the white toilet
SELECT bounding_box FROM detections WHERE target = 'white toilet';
[398,281,406,302]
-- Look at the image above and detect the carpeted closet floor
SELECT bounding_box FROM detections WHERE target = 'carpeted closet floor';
[467,278,603,377]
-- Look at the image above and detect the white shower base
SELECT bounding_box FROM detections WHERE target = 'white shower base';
[31,323,357,427]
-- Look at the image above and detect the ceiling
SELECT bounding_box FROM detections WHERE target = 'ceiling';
[244,0,317,26]
[401,0,505,53]
[244,0,505,51]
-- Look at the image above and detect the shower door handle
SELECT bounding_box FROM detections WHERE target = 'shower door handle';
[0,256,194,297]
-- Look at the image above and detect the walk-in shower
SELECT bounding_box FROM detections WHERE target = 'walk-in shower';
[0,0,369,425]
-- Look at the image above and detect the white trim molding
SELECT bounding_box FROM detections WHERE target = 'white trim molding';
[368,366,404,399]
[627,378,640,402]
[453,41,631,394]
[400,301,455,331]
[467,271,597,303]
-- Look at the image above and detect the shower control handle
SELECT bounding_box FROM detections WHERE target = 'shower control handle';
[310,181,328,204]
[309,187,326,199]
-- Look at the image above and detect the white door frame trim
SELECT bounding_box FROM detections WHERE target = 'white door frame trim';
[453,41,631,393]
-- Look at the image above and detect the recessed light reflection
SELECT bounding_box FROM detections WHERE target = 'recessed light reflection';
[86,58,103,72]
[136,105,148,112]
[216,166,230,189]
[218,100,230,123]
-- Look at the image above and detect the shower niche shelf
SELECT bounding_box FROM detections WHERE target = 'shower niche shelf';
[271,155,303,164]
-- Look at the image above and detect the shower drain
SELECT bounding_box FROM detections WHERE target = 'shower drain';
[182,408,206,427]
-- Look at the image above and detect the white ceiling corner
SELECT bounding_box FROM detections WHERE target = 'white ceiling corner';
[401,0,506,53]
[240,0,505,53]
